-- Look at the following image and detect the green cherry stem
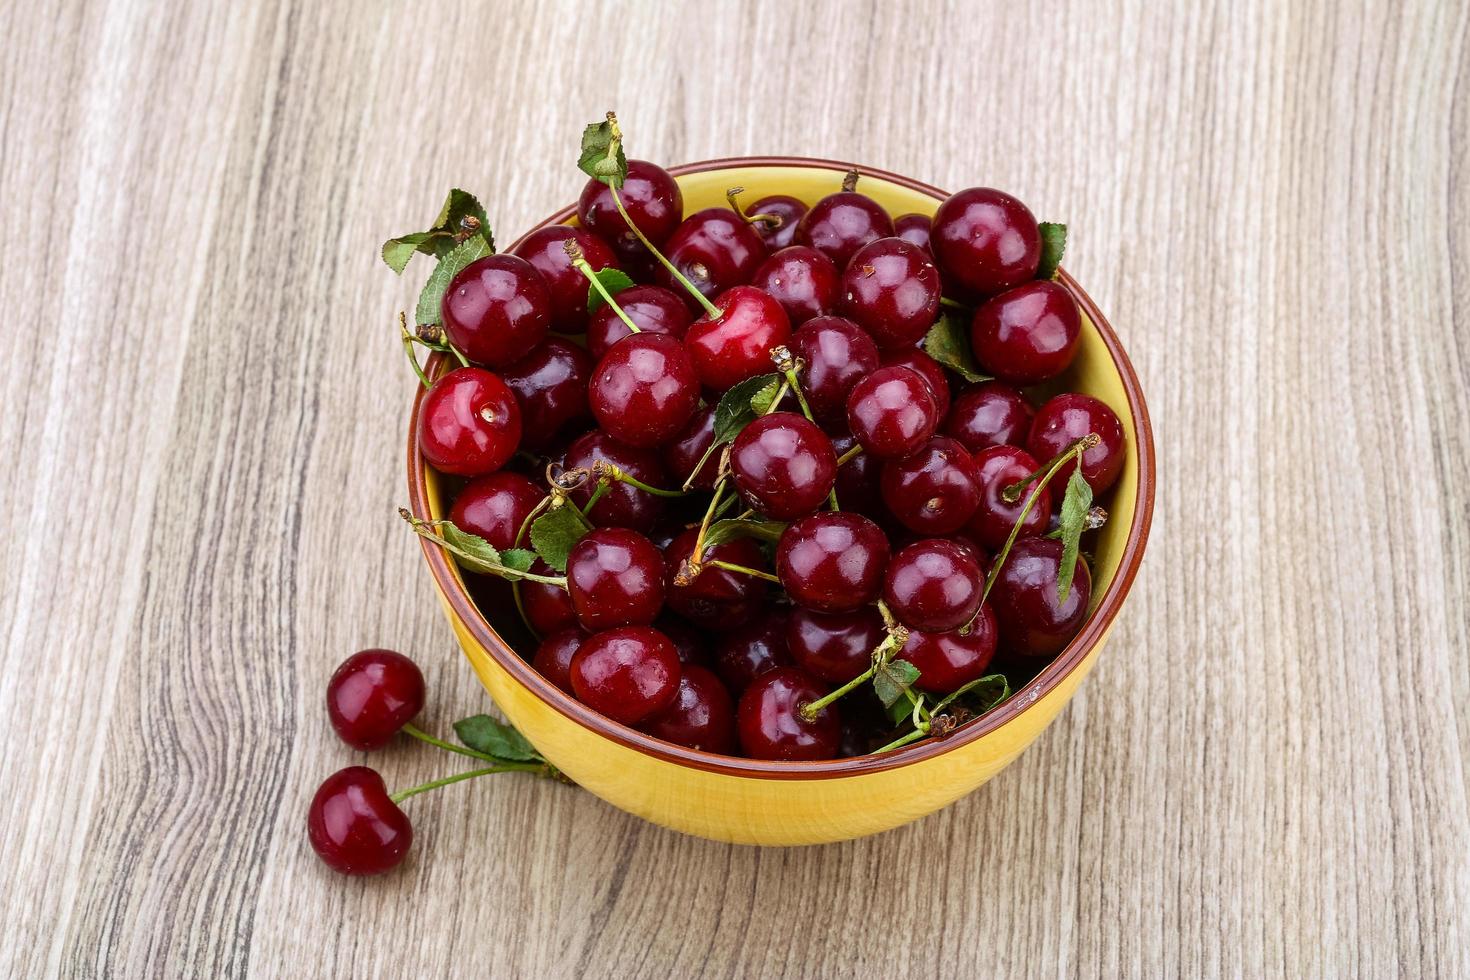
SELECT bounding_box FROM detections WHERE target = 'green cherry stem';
[400,313,432,389]
[608,186,721,319]
[594,460,689,498]
[400,510,569,587]
[770,346,816,422]
[564,239,639,333]
[401,723,500,763]
[835,444,864,467]
[938,296,970,311]
[798,627,906,722]
[580,480,611,517]
[874,724,931,755]
[726,186,781,228]
[1001,434,1098,504]
[706,559,780,583]
[389,762,545,805]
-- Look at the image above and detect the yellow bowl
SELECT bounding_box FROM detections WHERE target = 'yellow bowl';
[407,158,1155,846]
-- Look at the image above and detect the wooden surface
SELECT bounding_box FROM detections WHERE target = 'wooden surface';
[2,0,1467,975]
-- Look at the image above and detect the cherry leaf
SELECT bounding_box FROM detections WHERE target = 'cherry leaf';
[415,237,492,328]
[500,548,537,573]
[872,658,921,708]
[578,117,627,188]
[585,268,636,313]
[933,673,1010,714]
[439,522,506,575]
[528,504,588,573]
[748,378,784,415]
[1036,222,1067,280]
[382,189,493,274]
[700,519,786,552]
[1056,466,1092,602]
[711,372,781,445]
[453,715,538,762]
[922,311,989,383]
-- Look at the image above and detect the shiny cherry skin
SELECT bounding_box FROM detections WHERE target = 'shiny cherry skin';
[845,365,938,460]
[656,617,710,666]
[566,528,666,631]
[730,413,837,520]
[510,225,619,334]
[792,315,880,423]
[834,440,886,518]
[522,558,578,635]
[880,436,981,535]
[683,285,793,391]
[736,667,841,761]
[501,338,593,452]
[657,208,767,306]
[578,159,684,263]
[893,213,932,254]
[931,187,1041,297]
[880,347,951,421]
[664,529,769,630]
[746,194,808,250]
[988,536,1091,657]
[586,284,693,360]
[968,445,1052,549]
[943,381,1034,452]
[441,254,552,367]
[838,237,941,350]
[640,665,736,753]
[775,511,889,613]
[563,431,669,532]
[532,627,588,694]
[417,367,521,476]
[1028,393,1127,494]
[900,605,997,693]
[449,472,542,551]
[882,538,983,632]
[971,280,1081,384]
[588,333,699,448]
[326,650,425,750]
[307,767,412,876]
[714,611,792,693]
[750,245,840,326]
[786,605,885,683]
[796,182,895,268]
[666,406,720,490]
[570,626,680,725]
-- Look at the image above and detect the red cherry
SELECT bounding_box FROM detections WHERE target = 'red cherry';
[521,558,578,635]
[510,225,619,334]
[746,194,808,250]
[900,605,998,693]
[664,529,769,630]
[730,413,837,520]
[792,315,881,423]
[588,333,700,448]
[838,237,941,350]
[586,284,693,361]
[578,159,684,265]
[656,617,711,666]
[500,338,594,452]
[570,626,681,724]
[532,627,588,694]
[563,431,669,532]
[882,538,983,632]
[795,182,895,268]
[845,365,938,459]
[326,650,425,750]
[449,472,543,551]
[879,347,951,422]
[666,406,720,490]
[971,280,1081,385]
[566,528,666,631]
[736,667,841,760]
[657,208,767,307]
[988,537,1090,658]
[750,245,840,326]
[640,665,736,752]
[441,254,552,367]
[879,436,981,536]
[894,213,932,254]
[786,606,886,683]
[417,367,521,476]
[931,187,1041,297]
[713,610,792,693]
[968,445,1052,549]
[307,767,412,876]
[943,382,1035,452]
[775,511,889,613]
[1027,393,1127,494]
[683,285,793,391]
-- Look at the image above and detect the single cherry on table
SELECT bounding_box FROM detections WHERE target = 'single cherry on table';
[307,767,413,876]
[326,649,426,750]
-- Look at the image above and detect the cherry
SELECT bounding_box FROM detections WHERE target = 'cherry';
[882,538,983,632]
[879,347,951,421]
[879,436,981,535]
[683,285,793,391]
[326,650,425,750]
[588,333,699,448]
[566,528,666,631]
[791,315,880,423]
[893,213,932,254]
[570,626,681,725]
[745,193,808,250]
[657,208,767,307]
[656,617,710,666]
[417,367,521,477]
[834,442,886,519]
[730,412,837,520]
[664,529,768,630]
[510,225,619,334]
[441,254,552,368]
[795,177,895,268]
[838,237,941,350]
[666,406,720,490]
[563,431,669,532]
[736,667,841,761]
[968,445,1052,549]
[640,664,736,753]
[586,284,693,361]
[943,381,1035,452]
[500,338,593,452]
[971,280,1081,384]
[775,511,889,613]
[714,610,792,693]
[988,536,1091,658]
[307,767,412,876]
[449,472,543,551]
[845,365,938,460]
[532,627,588,694]
[786,606,886,683]
[899,605,997,693]
[750,245,840,326]
[578,159,684,265]
[521,557,578,635]
[1028,393,1127,494]
[931,187,1041,297]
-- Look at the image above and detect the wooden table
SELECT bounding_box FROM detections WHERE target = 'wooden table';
[4,1,1466,975]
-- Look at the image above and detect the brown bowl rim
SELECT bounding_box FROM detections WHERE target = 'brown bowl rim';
[406,155,1156,780]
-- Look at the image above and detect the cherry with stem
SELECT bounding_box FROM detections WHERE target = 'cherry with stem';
[726,186,783,229]
[563,238,641,336]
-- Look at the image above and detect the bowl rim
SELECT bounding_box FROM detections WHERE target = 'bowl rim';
[406,155,1156,780]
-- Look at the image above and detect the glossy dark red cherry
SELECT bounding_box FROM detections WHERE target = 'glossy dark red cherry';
[838,237,941,350]
[522,558,578,635]
[417,367,522,476]
[656,617,710,666]
[307,767,412,876]
[786,606,885,683]
[570,626,681,725]
[563,431,669,532]
[879,436,981,535]
[750,245,840,326]
[968,445,1052,549]
[879,347,951,421]
[666,406,720,491]
[657,208,767,306]
[326,650,425,750]
[1027,393,1127,494]
[440,254,552,367]
[882,538,983,632]
[566,528,666,631]
[834,441,885,518]
[449,472,543,551]
[500,338,593,452]
[588,333,699,448]
[900,605,998,693]
[796,179,895,268]
[931,187,1041,297]
[943,381,1034,452]
[586,284,693,361]
[714,611,792,693]
[971,280,1081,384]
[746,193,808,250]
[736,667,841,761]
[664,529,769,630]
[730,413,837,520]
[775,511,889,613]
[845,365,938,459]
[510,225,619,334]
[640,665,736,753]
[532,627,588,694]
[683,285,793,391]
[578,159,684,264]
[988,536,1091,658]
[893,213,932,254]
[791,316,880,423]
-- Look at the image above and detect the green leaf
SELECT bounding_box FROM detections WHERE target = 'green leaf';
[381,189,493,274]
[500,548,537,573]
[453,714,538,762]
[528,505,588,573]
[439,522,506,575]
[1036,222,1067,280]
[585,268,636,313]
[578,118,627,188]
[922,311,990,383]
[711,372,781,445]
[700,519,786,552]
[934,673,1010,714]
[872,658,921,708]
[415,236,492,327]
[1056,466,1093,602]
[748,378,783,415]
[886,689,920,725]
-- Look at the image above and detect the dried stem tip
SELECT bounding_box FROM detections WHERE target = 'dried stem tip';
[841,168,860,192]
[769,345,796,373]
[561,237,587,263]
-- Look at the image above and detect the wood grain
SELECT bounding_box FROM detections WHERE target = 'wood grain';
[1,0,1466,975]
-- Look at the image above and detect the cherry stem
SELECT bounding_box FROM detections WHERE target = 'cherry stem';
[400,313,432,389]
[835,444,863,466]
[580,480,610,517]
[841,168,860,193]
[707,559,779,583]
[594,460,688,497]
[389,762,544,804]
[688,459,732,574]
[725,186,781,228]
[565,239,639,333]
[400,510,569,588]
[874,724,931,755]
[609,186,721,319]
[682,440,722,491]
[770,347,817,422]
[938,296,969,311]
[1002,434,1099,503]
[799,626,906,722]
[763,379,791,415]
[401,723,500,763]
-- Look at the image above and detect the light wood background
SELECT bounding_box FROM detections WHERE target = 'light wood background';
[2,0,1466,976]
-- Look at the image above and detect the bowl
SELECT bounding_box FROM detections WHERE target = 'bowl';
[406,157,1155,846]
